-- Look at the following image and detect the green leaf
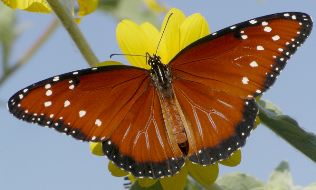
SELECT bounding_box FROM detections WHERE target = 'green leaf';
[98,0,160,26]
[184,178,204,190]
[0,2,16,69]
[265,161,295,190]
[212,173,264,190]
[258,99,316,162]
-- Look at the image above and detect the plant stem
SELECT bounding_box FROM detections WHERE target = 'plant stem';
[0,18,59,86]
[46,0,99,67]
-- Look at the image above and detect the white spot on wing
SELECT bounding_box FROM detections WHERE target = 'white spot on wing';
[249,61,258,68]
[44,101,52,107]
[272,35,280,41]
[264,26,272,32]
[79,110,86,117]
[46,90,52,96]
[241,35,248,39]
[45,84,51,89]
[64,100,70,107]
[256,45,264,51]
[95,119,102,127]
[242,77,249,84]
[249,19,257,24]
[262,21,268,26]
[53,76,59,82]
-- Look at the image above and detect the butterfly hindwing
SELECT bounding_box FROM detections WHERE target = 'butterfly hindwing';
[173,79,257,164]
[103,86,184,178]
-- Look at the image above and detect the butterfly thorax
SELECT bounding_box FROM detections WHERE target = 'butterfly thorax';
[148,55,173,98]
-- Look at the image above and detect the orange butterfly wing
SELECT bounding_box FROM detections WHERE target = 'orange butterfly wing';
[8,66,184,178]
[170,12,312,164]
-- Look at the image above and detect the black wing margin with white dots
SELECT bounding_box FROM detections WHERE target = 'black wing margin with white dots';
[169,12,312,165]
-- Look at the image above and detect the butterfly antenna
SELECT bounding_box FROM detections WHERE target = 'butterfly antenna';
[110,53,147,59]
[155,12,174,55]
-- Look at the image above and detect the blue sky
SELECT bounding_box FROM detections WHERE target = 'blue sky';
[0,0,316,189]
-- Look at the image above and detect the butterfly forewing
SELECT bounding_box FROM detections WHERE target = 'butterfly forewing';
[8,66,149,141]
[170,12,312,164]
[171,12,312,98]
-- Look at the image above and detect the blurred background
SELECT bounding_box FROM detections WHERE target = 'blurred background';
[0,0,315,189]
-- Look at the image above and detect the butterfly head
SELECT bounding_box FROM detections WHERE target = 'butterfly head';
[147,54,172,95]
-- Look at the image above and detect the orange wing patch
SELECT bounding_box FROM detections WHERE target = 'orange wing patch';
[103,87,184,178]
[173,79,257,164]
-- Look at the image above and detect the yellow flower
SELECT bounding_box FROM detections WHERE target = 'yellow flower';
[1,0,99,17]
[1,0,51,13]
[116,8,210,70]
[90,8,243,189]
[91,142,240,189]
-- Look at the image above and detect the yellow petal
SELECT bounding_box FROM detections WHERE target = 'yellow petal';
[108,161,128,177]
[138,178,158,188]
[220,149,242,167]
[116,19,151,69]
[180,13,210,50]
[89,142,104,156]
[140,22,160,55]
[143,0,167,13]
[1,0,51,13]
[77,0,99,16]
[187,161,218,188]
[157,8,185,64]
[128,174,136,183]
[160,167,188,190]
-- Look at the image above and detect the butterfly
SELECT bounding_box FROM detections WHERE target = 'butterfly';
[8,12,313,178]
